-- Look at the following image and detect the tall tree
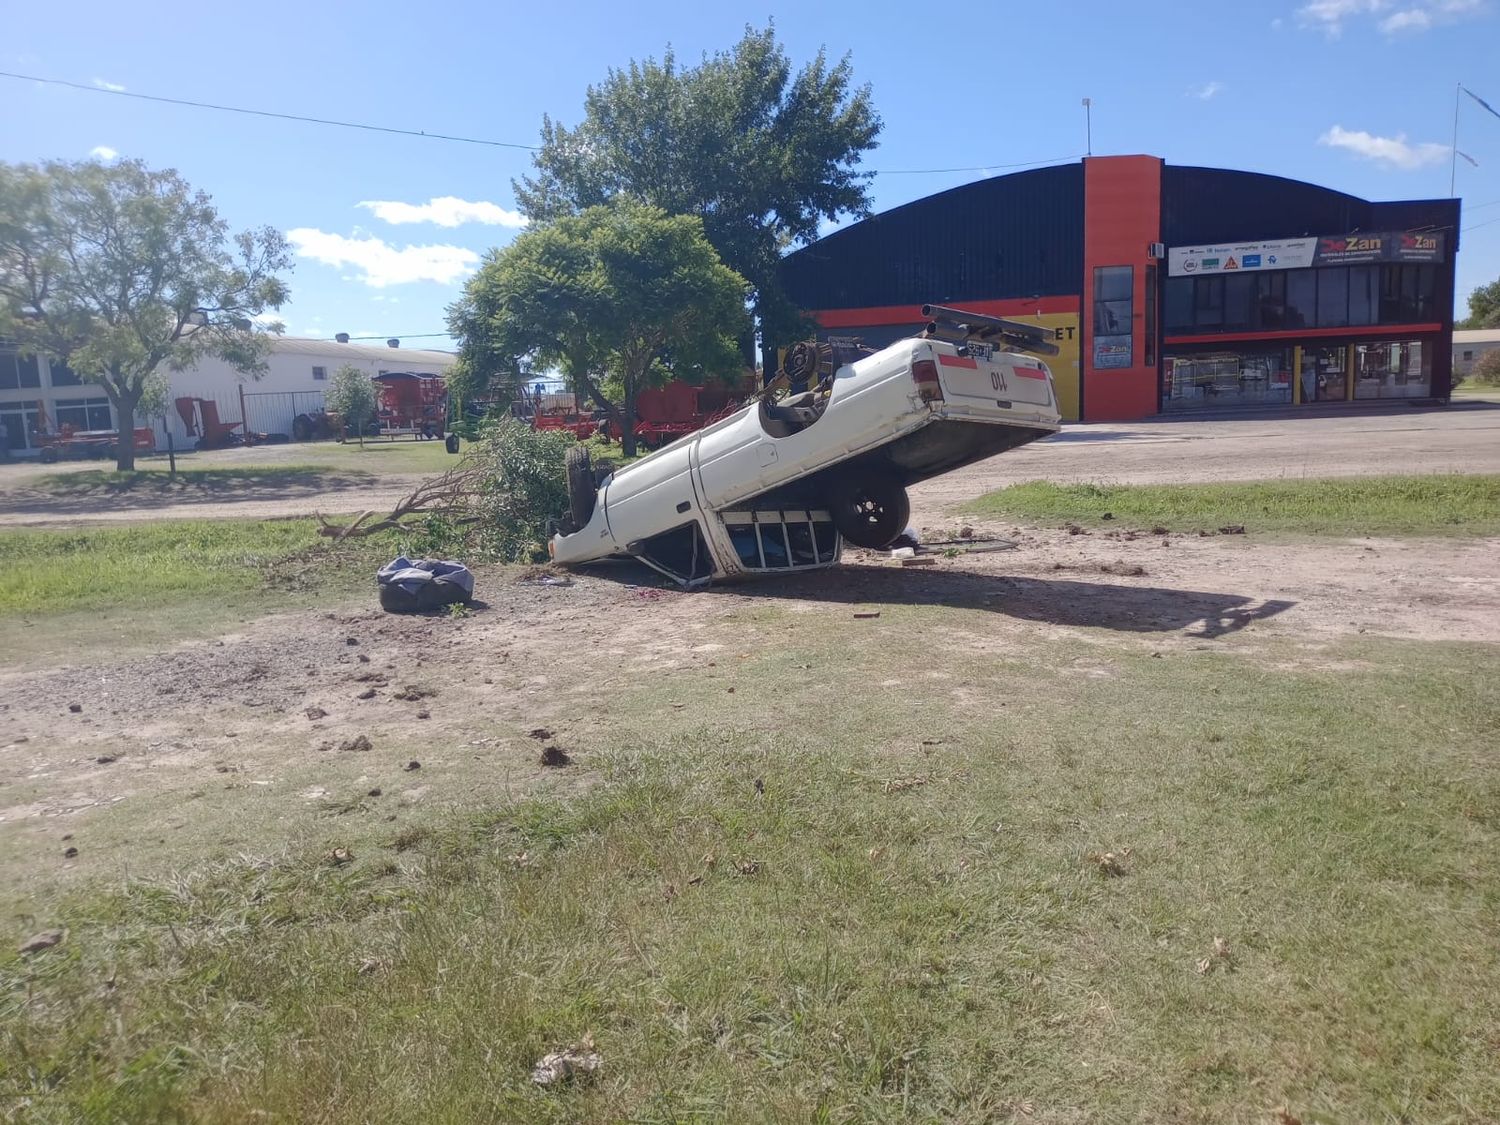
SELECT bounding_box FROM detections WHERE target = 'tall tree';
[0,159,291,469]
[448,198,749,457]
[512,23,881,356]
[1460,278,1500,329]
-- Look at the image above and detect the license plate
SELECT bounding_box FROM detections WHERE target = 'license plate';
[964,342,993,360]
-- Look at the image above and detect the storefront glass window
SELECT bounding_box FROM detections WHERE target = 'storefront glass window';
[1285,271,1316,329]
[1316,269,1349,328]
[1256,273,1288,329]
[1354,341,1430,399]
[1224,274,1255,332]
[0,404,41,452]
[1348,266,1378,326]
[1301,346,1347,402]
[1,351,42,391]
[1164,277,1194,331]
[1162,348,1293,411]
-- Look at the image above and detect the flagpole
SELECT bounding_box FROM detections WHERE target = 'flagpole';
[1451,82,1460,196]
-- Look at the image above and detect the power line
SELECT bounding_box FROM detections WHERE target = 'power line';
[871,154,1084,175]
[1463,214,1500,234]
[0,70,538,151]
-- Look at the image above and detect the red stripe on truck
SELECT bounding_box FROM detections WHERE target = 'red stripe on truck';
[938,354,978,369]
[1013,367,1048,380]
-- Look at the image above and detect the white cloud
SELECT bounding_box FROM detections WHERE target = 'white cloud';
[287,228,480,287]
[92,77,126,92]
[356,196,528,229]
[1188,81,1226,100]
[89,145,118,160]
[1296,0,1485,35]
[1271,15,1286,27]
[1318,125,1450,169]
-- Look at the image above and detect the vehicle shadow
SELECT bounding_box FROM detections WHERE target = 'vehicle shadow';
[700,563,1296,639]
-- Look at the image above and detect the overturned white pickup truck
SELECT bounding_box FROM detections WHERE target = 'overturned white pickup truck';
[548,305,1062,585]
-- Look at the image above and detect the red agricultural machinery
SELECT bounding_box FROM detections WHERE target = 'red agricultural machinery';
[370,371,448,442]
[600,377,759,450]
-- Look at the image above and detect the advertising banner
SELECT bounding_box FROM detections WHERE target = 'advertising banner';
[1168,231,1443,276]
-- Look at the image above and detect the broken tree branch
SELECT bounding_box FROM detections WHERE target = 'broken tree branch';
[315,462,486,540]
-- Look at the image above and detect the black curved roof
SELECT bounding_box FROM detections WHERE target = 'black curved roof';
[780,160,1459,314]
[781,163,1084,311]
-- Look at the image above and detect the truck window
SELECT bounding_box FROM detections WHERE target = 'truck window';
[637,523,714,583]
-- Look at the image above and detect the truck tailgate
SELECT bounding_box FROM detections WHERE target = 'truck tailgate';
[936,352,1054,411]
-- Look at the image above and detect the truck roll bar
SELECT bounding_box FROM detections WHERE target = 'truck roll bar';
[920,303,1060,356]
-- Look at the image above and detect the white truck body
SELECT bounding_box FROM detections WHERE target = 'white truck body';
[549,333,1061,584]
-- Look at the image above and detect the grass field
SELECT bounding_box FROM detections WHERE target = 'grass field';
[967,473,1500,536]
[3,627,1498,1122]
[0,518,389,663]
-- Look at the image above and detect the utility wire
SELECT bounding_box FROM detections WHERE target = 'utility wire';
[5,70,1080,176]
[0,70,539,151]
[871,154,1084,175]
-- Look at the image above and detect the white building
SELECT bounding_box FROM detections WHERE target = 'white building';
[1453,329,1500,379]
[0,335,456,457]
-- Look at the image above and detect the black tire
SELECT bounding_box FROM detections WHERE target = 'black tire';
[565,445,596,529]
[445,433,460,454]
[827,471,911,550]
[39,446,59,464]
[292,415,312,442]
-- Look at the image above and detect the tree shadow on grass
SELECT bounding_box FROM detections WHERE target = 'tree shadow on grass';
[0,468,380,516]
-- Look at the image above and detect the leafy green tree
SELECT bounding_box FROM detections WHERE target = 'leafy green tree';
[512,23,881,356]
[1460,278,1500,329]
[0,158,290,470]
[1469,348,1500,387]
[326,364,378,448]
[449,197,749,457]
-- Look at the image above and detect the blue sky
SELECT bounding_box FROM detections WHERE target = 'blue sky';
[4,0,1498,347]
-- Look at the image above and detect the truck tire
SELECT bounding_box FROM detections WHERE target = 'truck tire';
[566,445,596,529]
[445,433,460,454]
[827,471,910,550]
[39,446,60,464]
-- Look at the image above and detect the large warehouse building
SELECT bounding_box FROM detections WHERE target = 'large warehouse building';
[1,335,455,457]
[779,155,1460,422]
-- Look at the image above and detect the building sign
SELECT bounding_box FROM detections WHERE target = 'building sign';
[1168,232,1444,276]
[1093,336,1132,369]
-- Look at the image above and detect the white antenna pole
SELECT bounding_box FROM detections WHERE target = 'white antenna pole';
[1450,82,1461,197]
[1082,98,1093,156]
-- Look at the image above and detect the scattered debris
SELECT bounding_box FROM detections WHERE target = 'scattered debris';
[510,851,531,869]
[958,525,974,539]
[1066,523,1087,536]
[734,858,762,876]
[1218,524,1246,535]
[1196,935,1233,975]
[357,653,370,663]
[416,709,430,720]
[531,1035,602,1086]
[540,745,571,768]
[1087,849,1131,877]
[68,703,82,713]
[529,728,554,741]
[1101,511,1115,520]
[853,611,881,620]
[356,688,377,700]
[367,787,383,798]
[63,846,78,859]
[95,754,118,765]
[328,847,354,866]
[20,930,66,954]
[899,557,936,567]
[1272,1108,1303,1125]
[539,575,573,587]
[345,636,359,646]
[357,956,385,975]
[753,777,764,795]
[1151,525,1170,536]
[339,735,373,753]
[403,760,421,772]
[304,706,328,720]
[392,686,435,702]
[868,846,886,862]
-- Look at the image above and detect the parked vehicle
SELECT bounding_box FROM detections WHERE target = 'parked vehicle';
[34,418,155,463]
[600,377,759,450]
[548,305,1061,584]
[372,371,447,441]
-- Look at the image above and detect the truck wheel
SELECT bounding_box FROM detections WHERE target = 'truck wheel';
[39,446,59,464]
[828,471,910,550]
[445,433,460,454]
[566,445,596,529]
